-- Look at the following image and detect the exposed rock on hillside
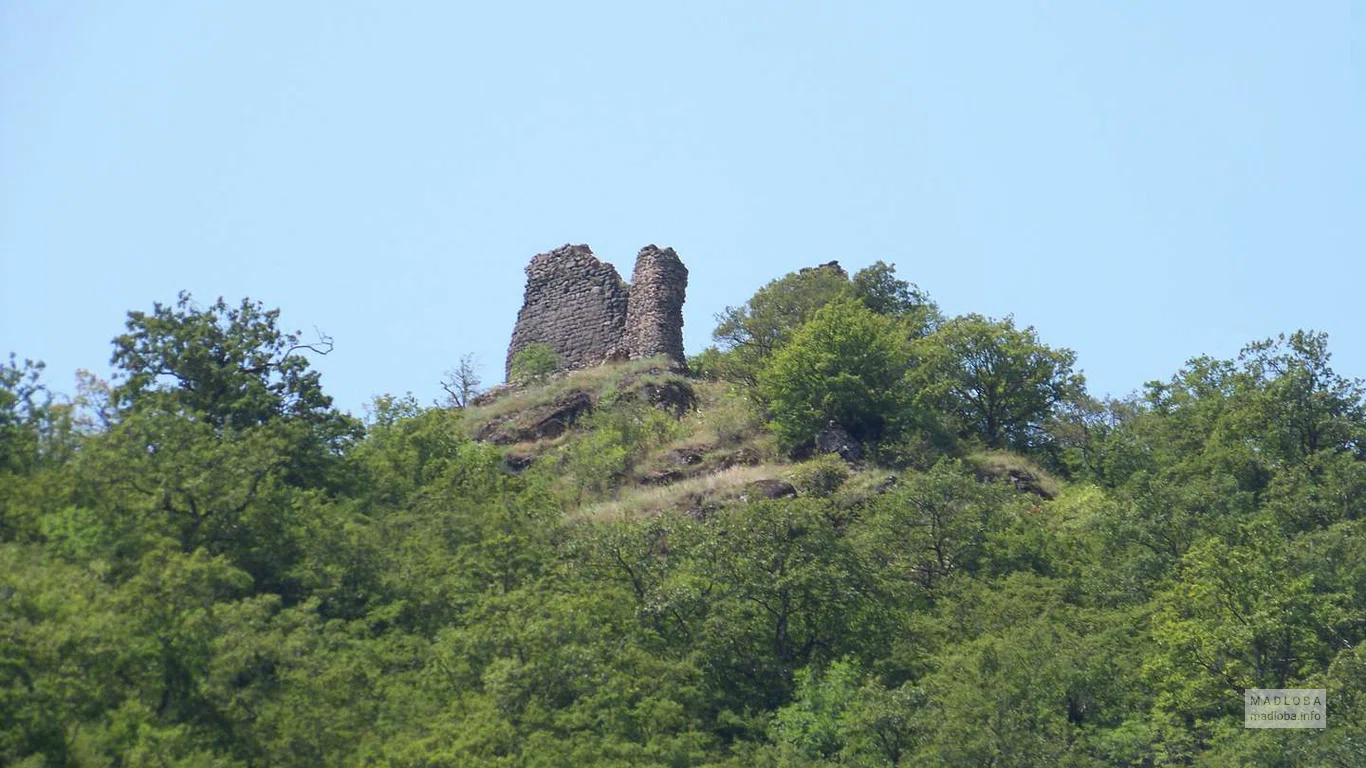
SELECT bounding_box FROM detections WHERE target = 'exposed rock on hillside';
[474,390,594,445]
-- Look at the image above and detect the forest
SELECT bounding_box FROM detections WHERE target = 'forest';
[2,263,1364,767]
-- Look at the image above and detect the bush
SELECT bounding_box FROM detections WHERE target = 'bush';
[563,426,631,496]
[789,455,851,498]
[868,425,959,470]
[509,343,560,384]
[695,391,765,446]
[562,400,684,497]
[687,347,725,381]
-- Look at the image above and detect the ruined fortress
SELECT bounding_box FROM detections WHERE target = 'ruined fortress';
[505,244,688,380]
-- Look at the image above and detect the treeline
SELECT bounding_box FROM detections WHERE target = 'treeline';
[2,267,1364,766]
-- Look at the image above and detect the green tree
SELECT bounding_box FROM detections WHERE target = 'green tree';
[109,293,361,496]
[111,292,354,439]
[911,314,1084,450]
[1145,526,1341,724]
[1234,330,1365,466]
[773,658,926,766]
[713,265,852,385]
[0,357,81,543]
[913,619,1104,767]
[855,460,1014,600]
[0,357,51,475]
[653,499,888,715]
[758,298,914,450]
[852,260,941,335]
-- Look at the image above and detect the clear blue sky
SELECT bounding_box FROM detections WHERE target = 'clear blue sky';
[2,2,1362,416]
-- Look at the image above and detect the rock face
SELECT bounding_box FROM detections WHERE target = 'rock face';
[814,423,863,461]
[474,390,595,445]
[622,245,688,364]
[505,243,689,380]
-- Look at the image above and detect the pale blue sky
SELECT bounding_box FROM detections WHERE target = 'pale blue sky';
[2,2,1362,415]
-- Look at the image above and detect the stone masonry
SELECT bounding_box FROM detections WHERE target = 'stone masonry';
[504,243,689,380]
[622,245,688,364]
[505,244,630,379]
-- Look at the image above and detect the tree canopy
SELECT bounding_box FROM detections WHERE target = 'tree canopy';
[758,298,913,448]
[3,281,1364,767]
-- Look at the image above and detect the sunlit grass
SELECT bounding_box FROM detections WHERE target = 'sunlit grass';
[966,449,1061,498]
[462,356,682,437]
[576,464,784,521]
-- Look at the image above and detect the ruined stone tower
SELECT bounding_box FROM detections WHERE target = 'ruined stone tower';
[504,243,689,380]
[622,245,688,364]
[504,244,629,379]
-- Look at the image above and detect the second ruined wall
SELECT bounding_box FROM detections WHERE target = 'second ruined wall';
[622,245,688,363]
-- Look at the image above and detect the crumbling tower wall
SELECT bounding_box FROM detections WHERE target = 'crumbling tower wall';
[505,244,629,379]
[622,245,688,364]
[504,243,689,381]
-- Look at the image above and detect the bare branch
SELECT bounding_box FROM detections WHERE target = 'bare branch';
[440,353,483,409]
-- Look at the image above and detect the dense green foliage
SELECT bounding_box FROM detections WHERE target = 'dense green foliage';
[909,314,1084,451]
[758,299,912,448]
[3,281,1365,766]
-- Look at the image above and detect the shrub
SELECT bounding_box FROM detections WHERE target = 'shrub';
[789,455,851,498]
[509,343,560,384]
[563,400,684,497]
[563,426,630,496]
[695,391,765,446]
[687,347,725,381]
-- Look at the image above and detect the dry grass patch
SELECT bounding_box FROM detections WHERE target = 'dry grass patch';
[463,357,685,440]
[966,450,1060,499]
[630,384,776,479]
[576,464,785,521]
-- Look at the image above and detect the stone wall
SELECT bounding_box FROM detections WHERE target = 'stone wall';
[622,245,688,364]
[505,244,630,379]
[504,243,689,380]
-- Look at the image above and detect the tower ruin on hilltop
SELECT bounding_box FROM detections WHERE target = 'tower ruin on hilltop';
[504,244,688,380]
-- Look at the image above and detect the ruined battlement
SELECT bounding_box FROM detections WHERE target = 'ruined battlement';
[505,244,688,380]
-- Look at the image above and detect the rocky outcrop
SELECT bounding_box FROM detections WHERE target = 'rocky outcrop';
[474,390,595,445]
[504,243,689,380]
[742,479,798,501]
[814,423,862,461]
[800,260,847,278]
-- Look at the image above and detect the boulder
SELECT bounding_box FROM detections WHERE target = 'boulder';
[503,452,535,473]
[814,423,862,461]
[742,479,798,501]
[668,445,708,467]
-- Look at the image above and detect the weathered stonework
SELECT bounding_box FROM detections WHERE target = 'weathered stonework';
[505,243,689,380]
[622,245,688,364]
[505,244,630,379]
[800,260,847,278]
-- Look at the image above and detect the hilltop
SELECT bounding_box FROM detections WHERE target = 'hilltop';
[2,256,1364,766]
